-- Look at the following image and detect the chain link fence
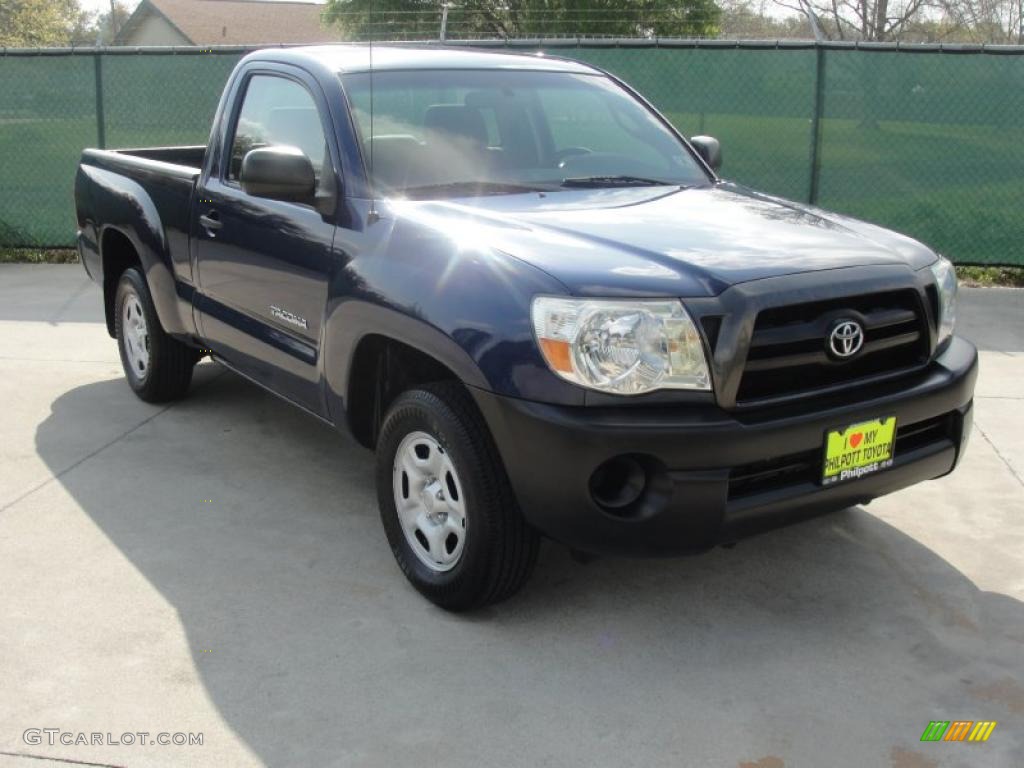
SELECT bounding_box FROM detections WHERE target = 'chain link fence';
[1,41,1022,265]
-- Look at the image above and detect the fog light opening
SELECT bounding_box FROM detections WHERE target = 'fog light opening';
[590,456,647,511]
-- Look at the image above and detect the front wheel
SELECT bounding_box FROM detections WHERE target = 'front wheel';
[375,383,539,611]
[114,267,196,403]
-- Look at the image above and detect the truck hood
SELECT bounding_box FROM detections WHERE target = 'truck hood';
[391,183,937,297]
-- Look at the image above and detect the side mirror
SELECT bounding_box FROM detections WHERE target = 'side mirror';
[690,135,721,173]
[240,146,315,203]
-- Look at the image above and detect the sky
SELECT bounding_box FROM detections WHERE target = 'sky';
[80,0,124,15]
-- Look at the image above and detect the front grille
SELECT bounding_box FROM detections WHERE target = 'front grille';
[727,412,955,500]
[736,290,929,405]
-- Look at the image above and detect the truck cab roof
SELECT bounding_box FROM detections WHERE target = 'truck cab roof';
[240,44,599,76]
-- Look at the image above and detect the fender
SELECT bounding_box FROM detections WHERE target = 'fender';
[79,157,197,339]
[321,300,491,431]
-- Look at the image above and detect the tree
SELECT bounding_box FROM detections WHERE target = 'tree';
[773,0,1021,43]
[718,0,814,37]
[323,0,722,41]
[774,0,930,40]
[936,0,1024,42]
[0,0,90,47]
[91,1,133,44]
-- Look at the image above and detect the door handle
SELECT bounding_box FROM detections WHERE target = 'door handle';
[199,210,222,234]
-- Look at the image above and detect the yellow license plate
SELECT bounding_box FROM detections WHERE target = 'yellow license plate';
[822,416,897,486]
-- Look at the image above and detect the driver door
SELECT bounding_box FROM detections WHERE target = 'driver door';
[193,66,338,416]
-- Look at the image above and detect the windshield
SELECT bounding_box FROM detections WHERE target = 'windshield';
[341,69,710,198]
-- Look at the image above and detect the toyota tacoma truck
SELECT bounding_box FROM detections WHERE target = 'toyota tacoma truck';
[74,45,977,610]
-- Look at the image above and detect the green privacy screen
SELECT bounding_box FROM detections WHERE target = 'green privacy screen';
[1,42,1022,264]
[0,50,242,249]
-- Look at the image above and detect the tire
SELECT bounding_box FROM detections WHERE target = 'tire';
[114,267,196,403]
[376,382,540,611]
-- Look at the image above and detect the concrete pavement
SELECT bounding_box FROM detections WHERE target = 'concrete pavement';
[0,264,1021,768]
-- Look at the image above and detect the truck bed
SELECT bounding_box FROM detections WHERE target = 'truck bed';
[75,145,206,310]
[105,145,206,169]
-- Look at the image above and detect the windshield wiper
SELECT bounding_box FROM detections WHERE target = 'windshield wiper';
[560,175,676,188]
[398,181,553,199]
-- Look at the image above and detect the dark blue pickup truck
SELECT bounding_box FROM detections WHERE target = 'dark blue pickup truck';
[75,45,977,610]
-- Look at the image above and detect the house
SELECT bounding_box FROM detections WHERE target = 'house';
[114,0,339,46]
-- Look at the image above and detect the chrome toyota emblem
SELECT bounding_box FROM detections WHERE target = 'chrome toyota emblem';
[828,320,864,359]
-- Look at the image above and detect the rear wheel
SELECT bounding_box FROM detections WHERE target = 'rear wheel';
[375,382,539,611]
[114,267,196,403]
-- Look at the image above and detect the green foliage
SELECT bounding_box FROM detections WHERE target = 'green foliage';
[956,266,1024,287]
[0,0,89,47]
[0,248,78,263]
[322,0,722,41]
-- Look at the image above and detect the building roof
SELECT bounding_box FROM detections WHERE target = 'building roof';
[116,0,339,46]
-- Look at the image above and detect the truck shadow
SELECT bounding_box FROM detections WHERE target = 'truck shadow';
[35,368,1024,766]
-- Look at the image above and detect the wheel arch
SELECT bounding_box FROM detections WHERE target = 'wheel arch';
[99,226,143,337]
[342,332,477,450]
[323,301,493,449]
[96,221,192,340]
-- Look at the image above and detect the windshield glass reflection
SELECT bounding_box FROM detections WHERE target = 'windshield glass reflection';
[341,69,710,199]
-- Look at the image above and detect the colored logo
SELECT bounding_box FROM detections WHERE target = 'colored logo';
[828,319,864,359]
[920,721,997,742]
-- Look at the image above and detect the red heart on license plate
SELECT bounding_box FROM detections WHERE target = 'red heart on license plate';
[850,432,863,448]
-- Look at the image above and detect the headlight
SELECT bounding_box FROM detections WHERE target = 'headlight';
[929,256,957,348]
[531,297,711,394]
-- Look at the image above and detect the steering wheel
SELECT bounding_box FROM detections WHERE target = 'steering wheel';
[553,147,592,168]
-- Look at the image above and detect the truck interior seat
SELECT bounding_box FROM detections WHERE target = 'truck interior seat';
[364,134,431,191]
[422,104,489,150]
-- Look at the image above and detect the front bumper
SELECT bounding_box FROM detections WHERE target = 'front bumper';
[471,336,978,556]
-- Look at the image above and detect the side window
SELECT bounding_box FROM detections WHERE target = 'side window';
[228,74,329,182]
